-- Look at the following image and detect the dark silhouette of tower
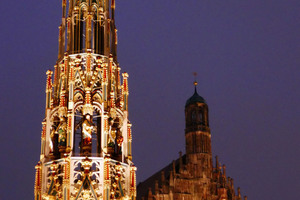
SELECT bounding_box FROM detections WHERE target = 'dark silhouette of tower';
[185,81,212,179]
[137,82,247,200]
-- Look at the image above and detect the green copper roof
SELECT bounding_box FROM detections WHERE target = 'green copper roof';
[185,88,206,107]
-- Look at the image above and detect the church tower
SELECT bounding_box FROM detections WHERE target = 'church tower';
[185,81,212,179]
[34,1,137,199]
[137,82,246,200]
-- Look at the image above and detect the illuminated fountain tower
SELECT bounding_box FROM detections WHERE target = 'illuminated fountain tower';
[34,0,136,199]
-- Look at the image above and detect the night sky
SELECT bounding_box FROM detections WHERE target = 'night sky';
[1,0,299,199]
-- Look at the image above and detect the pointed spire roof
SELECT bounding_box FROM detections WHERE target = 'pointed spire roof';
[185,81,206,107]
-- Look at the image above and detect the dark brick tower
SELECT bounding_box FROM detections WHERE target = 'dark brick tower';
[137,82,247,200]
[185,81,213,179]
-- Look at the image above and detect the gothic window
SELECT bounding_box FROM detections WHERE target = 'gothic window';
[80,11,86,51]
[94,12,104,54]
[73,110,83,156]
[204,107,209,126]
[109,117,123,161]
[73,13,80,52]
[50,116,60,159]
[192,110,196,122]
[199,110,203,124]
[92,110,102,156]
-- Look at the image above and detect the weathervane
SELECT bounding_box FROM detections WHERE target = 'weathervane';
[193,72,198,87]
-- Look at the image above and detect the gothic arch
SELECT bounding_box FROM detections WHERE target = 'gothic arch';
[74,89,85,103]
[50,107,59,119]
[92,102,103,113]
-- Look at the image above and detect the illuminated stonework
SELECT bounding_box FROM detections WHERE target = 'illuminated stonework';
[34,1,136,199]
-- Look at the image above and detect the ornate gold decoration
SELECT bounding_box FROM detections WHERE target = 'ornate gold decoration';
[35,1,136,199]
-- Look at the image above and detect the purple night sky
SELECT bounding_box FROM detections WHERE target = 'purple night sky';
[1,0,299,199]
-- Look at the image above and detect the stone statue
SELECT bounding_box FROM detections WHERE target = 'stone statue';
[82,114,94,145]
[49,128,55,153]
[108,118,116,147]
[57,117,67,147]
[115,128,123,155]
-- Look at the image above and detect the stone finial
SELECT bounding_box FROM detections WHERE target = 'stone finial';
[161,171,165,183]
[215,156,219,169]
[148,187,153,198]
[238,187,241,198]
[155,180,159,195]
[169,168,174,187]
[179,151,183,170]
[222,164,226,177]
[172,160,176,173]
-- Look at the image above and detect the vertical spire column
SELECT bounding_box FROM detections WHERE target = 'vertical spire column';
[62,157,70,200]
[108,55,113,92]
[104,0,110,56]
[40,122,46,159]
[116,65,121,97]
[86,13,93,50]
[45,70,53,110]
[73,8,79,53]
[111,0,117,59]
[122,73,129,111]
[103,157,111,200]
[103,62,108,102]
[109,56,116,108]
[44,71,53,159]
[130,165,137,200]
[66,17,71,52]
[68,60,75,104]
[110,91,115,108]
[86,50,92,78]
[58,61,68,155]
[53,65,58,99]
[58,25,63,58]
[61,0,66,56]
[103,114,109,154]
[67,60,75,153]
[127,123,132,161]
[58,0,67,59]
[64,53,69,82]
[34,163,42,200]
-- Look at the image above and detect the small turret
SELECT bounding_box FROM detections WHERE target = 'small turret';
[237,187,242,199]
[216,156,219,170]
[222,164,226,177]
[155,180,159,195]
[179,151,183,171]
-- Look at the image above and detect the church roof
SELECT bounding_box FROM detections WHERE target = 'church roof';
[137,155,186,199]
[185,87,206,107]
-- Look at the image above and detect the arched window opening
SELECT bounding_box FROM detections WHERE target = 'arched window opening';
[73,109,102,157]
[93,12,103,54]
[50,116,60,159]
[73,12,80,53]
[73,110,83,156]
[191,110,196,124]
[204,107,209,127]
[80,11,86,52]
[199,110,203,125]
[91,110,102,156]
[107,117,123,161]
[100,15,104,55]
